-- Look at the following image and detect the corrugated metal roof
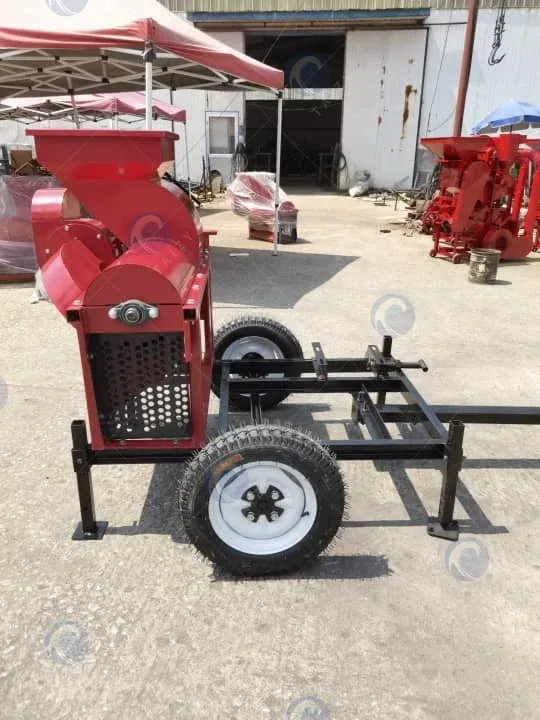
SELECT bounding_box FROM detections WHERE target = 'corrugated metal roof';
[162,1,539,12]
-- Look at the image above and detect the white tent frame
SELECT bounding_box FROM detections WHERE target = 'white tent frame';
[0,48,268,97]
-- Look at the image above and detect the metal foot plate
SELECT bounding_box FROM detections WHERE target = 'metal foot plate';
[72,521,108,541]
[426,518,459,541]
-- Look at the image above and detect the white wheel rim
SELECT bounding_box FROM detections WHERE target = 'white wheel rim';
[208,461,318,555]
[222,336,285,382]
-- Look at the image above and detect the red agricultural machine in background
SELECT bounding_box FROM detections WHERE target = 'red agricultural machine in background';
[29,128,540,578]
[421,134,540,263]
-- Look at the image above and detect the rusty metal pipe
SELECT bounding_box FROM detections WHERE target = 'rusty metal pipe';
[453,0,479,136]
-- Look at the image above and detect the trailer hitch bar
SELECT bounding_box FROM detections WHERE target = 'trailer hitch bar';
[366,342,428,374]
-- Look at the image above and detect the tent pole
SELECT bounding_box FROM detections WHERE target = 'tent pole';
[144,40,156,130]
[68,87,80,129]
[453,0,479,136]
[145,61,153,129]
[169,87,178,180]
[185,123,192,198]
[273,91,284,257]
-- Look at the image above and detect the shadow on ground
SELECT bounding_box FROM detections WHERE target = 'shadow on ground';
[103,404,525,579]
[198,205,230,217]
[210,245,358,308]
[211,555,392,582]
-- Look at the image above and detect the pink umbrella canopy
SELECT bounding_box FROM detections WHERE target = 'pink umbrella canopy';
[0,92,186,123]
[75,93,186,122]
[0,0,283,97]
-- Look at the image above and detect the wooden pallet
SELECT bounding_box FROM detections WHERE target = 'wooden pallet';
[0,272,34,284]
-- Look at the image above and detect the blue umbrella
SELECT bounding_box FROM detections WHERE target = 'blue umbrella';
[472,100,540,134]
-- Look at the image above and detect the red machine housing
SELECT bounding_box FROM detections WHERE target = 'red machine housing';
[28,129,214,451]
[421,134,540,262]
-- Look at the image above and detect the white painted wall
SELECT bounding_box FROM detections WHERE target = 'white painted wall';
[341,28,427,190]
[421,9,540,140]
[204,31,246,183]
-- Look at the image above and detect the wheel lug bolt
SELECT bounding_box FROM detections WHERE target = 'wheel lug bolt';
[246,512,255,522]
[271,491,280,500]
[270,511,279,521]
[246,491,255,501]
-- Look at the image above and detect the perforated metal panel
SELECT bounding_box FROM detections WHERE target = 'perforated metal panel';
[87,332,192,440]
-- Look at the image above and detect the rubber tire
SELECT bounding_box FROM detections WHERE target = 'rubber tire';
[180,425,345,576]
[213,316,303,411]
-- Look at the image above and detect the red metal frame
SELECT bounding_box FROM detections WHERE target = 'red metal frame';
[28,129,214,452]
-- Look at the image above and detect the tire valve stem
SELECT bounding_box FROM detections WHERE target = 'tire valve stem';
[301,511,310,517]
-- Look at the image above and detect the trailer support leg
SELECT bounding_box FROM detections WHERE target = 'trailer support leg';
[427,419,464,541]
[376,335,392,405]
[71,420,107,540]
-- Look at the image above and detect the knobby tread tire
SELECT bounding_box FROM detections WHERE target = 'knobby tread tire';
[179,424,345,576]
[212,316,303,411]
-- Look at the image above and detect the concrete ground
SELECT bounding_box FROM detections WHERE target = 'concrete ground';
[1,191,539,720]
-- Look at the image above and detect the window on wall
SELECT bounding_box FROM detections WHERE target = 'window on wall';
[207,113,237,155]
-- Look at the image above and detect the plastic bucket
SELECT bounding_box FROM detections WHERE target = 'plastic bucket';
[468,249,501,284]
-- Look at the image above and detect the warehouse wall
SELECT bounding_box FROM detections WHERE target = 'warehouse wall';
[421,9,540,139]
[341,8,540,190]
[414,8,540,181]
[341,28,427,190]
[4,10,540,191]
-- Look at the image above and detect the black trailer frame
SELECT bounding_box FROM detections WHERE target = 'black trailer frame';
[71,335,540,544]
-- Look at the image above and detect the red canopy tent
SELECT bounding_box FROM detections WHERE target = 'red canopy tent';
[0,0,283,96]
[0,0,285,254]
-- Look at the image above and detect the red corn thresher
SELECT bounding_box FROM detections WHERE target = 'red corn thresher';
[29,129,215,450]
[421,134,540,263]
[29,128,540,578]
